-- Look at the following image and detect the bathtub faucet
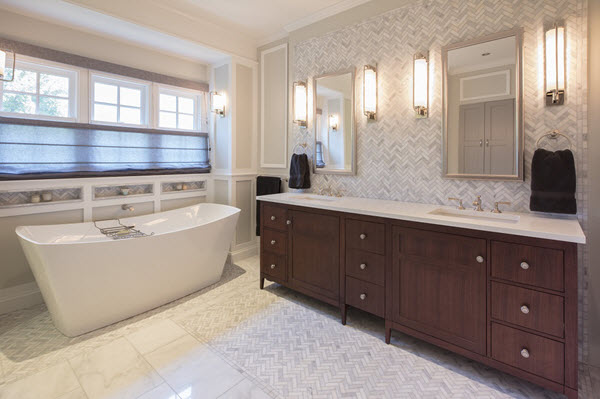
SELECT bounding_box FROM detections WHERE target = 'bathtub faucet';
[121,204,135,212]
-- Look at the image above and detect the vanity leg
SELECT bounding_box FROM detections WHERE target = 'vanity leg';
[341,304,347,325]
[260,276,264,290]
[385,320,392,344]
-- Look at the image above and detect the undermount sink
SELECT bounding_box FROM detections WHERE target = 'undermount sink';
[428,207,520,223]
[288,195,339,202]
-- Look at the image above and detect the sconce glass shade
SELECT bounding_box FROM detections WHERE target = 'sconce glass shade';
[363,65,377,120]
[211,92,226,117]
[545,24,565,105]
[329,114,338,131]
[413,53,428,118]
[293,81,307,127]
[0,49,15,82]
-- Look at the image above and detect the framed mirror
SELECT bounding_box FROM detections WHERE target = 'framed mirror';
[313,69,356,175]
[442,28,524,180]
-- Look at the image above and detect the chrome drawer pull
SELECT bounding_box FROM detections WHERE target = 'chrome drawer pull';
[360,263,367,270]
[520,348,530,359]
[359,293,367,300]
[520,305,530,314]
[270,216,276,221]
[270,240,276,245]
[270,264,276,269]
[286,220,292,225]
[360,233,366,240]
[520,261,530,270]
[476,255,484,263]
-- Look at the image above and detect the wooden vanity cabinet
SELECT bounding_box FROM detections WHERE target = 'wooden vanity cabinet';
[258,200,579,398]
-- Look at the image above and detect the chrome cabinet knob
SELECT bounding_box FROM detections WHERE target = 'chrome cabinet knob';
[270,216,276,221]
[359,293,366,300]
[520,261,530,270]
[270,264,276,269]
[270,240,276,245]
[359,263,367,270]
[286,220,291,225]
[476,255,484,263]
[520,305,530,314]
[520,348,530,359]
[360,233,366,240]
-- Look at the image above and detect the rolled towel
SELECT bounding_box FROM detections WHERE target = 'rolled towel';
[530,148,576,214]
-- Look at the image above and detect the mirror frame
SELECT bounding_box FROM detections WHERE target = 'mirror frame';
[442,27,524,181]
[312,68,356,175]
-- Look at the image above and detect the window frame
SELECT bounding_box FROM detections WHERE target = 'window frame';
[0,55,80,122]
[154,84,206,133]
[90,72,151,128]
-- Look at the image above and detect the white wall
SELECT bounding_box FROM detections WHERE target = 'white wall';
[588,0,600,368]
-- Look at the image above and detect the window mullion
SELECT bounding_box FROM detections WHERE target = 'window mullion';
[35,72,40,114]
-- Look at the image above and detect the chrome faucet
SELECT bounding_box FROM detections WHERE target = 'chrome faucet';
[473,195,484,212]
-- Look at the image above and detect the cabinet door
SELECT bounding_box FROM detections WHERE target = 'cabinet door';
[289,209,340,301]
[391,226,486,355]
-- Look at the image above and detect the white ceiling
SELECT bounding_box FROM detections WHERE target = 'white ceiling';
[448,36,516,75]
[0,0,372,63]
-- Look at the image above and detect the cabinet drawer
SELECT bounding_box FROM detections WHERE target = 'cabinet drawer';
[491,323,564,383]
[261,251,286,281]
[345,276,385,317]
[262,228,287,255]
[346,219,385,254]
[491,282,564,337]
[262,204,288,231]
[397,227,486,267]
[345,249,385,286]
[491,241,564,292]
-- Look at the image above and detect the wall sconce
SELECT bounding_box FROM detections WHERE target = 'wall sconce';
[329,114,338,131]
[545,23,565,105]
[363,64,377,120]
[0,49,15,82]
[413,53,429,118]
[211,91,225,117]
[293,81,308,127]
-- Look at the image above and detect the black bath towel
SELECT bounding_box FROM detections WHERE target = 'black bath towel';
[530,148,577,214]
[256,176,281,236]
[289,153,311,189]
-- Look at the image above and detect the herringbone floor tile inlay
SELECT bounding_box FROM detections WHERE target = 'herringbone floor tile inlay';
[0,257,596,398]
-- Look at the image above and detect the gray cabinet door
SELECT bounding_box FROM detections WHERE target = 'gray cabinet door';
[459,99,515,175]
[459,103,485,174]
[485,99,515,175]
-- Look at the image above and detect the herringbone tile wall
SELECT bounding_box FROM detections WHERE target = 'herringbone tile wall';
[290,0,589,361]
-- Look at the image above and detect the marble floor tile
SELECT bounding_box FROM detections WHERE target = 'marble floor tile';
[0,361,80,399]
[137,383,180,399]
[126,319,189,355]
[69,337,163,399]
[144,335,244,399]
[217,379,270,399]
[56,388,89,399]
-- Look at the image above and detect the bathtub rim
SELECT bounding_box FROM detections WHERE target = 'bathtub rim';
[15,203,241,246]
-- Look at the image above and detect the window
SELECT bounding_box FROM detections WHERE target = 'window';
[157,88,203,131]
[91,74,149,126]
[0,59,77,120]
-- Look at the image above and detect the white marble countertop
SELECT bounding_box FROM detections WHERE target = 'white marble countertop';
[257,193,586,244]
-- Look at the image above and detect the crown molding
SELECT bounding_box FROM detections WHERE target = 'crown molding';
[283,0,372,33]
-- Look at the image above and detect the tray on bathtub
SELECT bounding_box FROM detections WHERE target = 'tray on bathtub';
[93,219,154,240]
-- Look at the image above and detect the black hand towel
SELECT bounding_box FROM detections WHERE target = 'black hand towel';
[530,148,576,214]
[289,153,311,189]
[256,176,281,236]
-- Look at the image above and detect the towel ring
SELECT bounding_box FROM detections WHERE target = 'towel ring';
[535,129,573,150]
[292,142,310,155]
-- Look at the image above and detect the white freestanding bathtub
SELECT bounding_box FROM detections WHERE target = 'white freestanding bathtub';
[16,203,240,337]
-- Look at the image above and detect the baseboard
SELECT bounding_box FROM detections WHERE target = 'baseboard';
[228,241,259,263]
[0,281,43,315]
